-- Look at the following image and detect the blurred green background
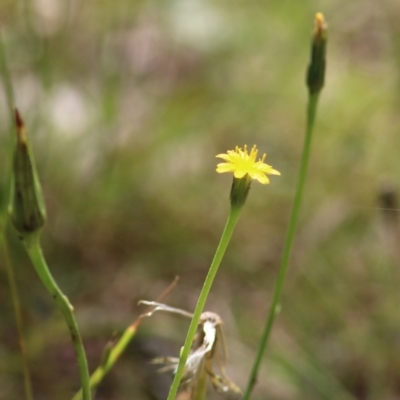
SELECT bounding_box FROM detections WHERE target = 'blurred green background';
[1,0,400,399]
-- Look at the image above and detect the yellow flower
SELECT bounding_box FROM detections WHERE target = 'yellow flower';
[216,145,280,184]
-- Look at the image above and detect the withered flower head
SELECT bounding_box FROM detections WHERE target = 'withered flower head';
[139,301,241,396]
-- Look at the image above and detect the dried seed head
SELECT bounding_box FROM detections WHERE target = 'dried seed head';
[140,301,241,396]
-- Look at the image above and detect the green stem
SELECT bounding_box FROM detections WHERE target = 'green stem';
[71,322,138,400]
[242,93,320,400]
[166,206,242,400]
[72,277,179,400]
[23,233,92,400]
[1,232,34,400]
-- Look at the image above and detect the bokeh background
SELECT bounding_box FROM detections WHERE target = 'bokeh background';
[1,0,400,399]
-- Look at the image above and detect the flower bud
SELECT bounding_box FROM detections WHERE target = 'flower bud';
[306,12,327,95]
[230,175,252,209]
[9,109,46,237]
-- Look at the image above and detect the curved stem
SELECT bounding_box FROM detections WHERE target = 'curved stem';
[72,277,179,400]
[24,234,91,400]
[242,93,320,400]
[71,323,137,400]
[166,206,242,400]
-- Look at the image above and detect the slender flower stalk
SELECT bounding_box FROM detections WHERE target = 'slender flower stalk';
[8,110,92,400]
[166,208,241,400]
[166,145,279,400]
[24,234,92,400]
[242,13,327,399]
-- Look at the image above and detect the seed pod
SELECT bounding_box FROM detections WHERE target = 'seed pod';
[9,109,46,237]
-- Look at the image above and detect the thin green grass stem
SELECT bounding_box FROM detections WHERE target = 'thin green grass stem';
[23,233,92,400]
[72,322,139,400]
[1,232,34,400]
[72,277,179,400]
[242,93,320,400]
[166,206,242,400]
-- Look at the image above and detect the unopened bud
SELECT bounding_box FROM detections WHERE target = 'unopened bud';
[306,13,327,95]
[230,176,251,209]
[9,109,46,236]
